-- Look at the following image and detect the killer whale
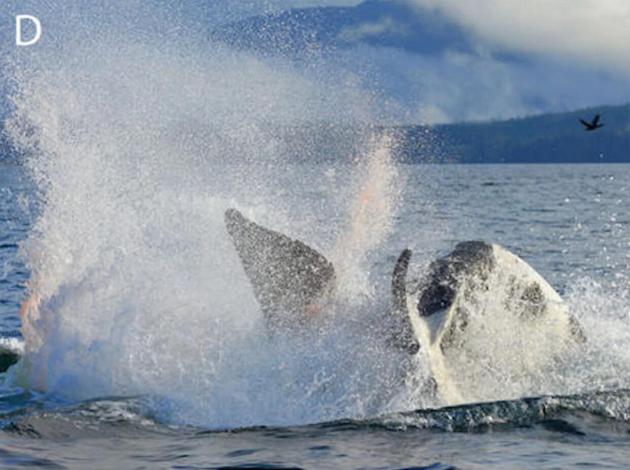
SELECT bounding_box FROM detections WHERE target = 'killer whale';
[224,208,336,332]
[3,208,585,398]
[225,208,585,403]
[0,338,23,373]
[389,240,585,402]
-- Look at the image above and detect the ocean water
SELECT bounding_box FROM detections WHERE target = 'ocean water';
[1,3,629,467]
[2,161,630,469]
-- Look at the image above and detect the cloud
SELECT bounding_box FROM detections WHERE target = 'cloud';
[409,0,630,76]
[190,0,630,122]
[339,46,536,124]
[335,42,630,125]
[338,16,408,43]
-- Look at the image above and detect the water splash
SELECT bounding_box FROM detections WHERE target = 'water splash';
[332,133,402,302]
[5,2,630,432]
[3,3,416,428]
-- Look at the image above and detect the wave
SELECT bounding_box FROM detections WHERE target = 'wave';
[2,388,630,439]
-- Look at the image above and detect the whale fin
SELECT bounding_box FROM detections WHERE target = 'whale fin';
[224,208,335,331]
[0,338,22,373]
[389,249,420,354]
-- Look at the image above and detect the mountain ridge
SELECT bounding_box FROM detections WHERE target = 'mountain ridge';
[208,0,630,124]
[403,102,630,163]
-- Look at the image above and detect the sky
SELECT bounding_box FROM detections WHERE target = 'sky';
[409,0,630,78]
[1,0,628,123]
[203,0,630,122]
[293,0,630,79]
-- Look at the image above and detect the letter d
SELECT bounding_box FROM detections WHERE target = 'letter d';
[16,15,42,47]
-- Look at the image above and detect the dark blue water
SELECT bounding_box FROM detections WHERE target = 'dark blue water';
[2,161,630,468]
[0,164,30,338]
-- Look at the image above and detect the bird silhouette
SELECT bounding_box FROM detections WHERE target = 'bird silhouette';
[579,114,604,131]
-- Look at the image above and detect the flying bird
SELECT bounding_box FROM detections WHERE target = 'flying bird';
[579,114,604,131]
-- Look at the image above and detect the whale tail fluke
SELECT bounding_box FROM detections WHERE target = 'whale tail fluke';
[224,208,336,331]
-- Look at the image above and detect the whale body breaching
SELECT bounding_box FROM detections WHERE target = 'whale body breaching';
[225,208,585,403]
[389,240,585,402]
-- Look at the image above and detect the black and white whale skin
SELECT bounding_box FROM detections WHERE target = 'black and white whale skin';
[389,241,585,403]
[225,208,585,403]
